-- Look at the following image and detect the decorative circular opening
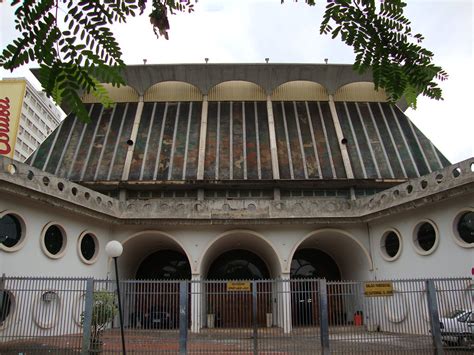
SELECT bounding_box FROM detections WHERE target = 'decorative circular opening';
[84,192,90,200]
[435,174,443,184]
[453,210,474,247]
[107,201,113,208]
[27,170,34,180]
[471,162,474,173]
[413,220,438,255]
[0,213,26,252]
[42,177,50,186]
[126,139,134,146]
[452,167,461,178]
[420,180,428,189]
[41,224,67,259]
[0,290,14,328]
[6,163,17,175]
[393,189,400,197]
[96,196,102,204]
[57,182,64,191]
[71,187,78,196]
[341,138,348,144]
[380,230,402,261]
[406,185,413,194]
[78,232,99,264]
[33,291,60,329]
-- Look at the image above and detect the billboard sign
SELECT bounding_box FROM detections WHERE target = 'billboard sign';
[0,80,26,158]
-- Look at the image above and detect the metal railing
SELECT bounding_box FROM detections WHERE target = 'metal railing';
[0,276,472,354]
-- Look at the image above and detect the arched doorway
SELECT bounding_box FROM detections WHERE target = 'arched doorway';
[132,250,191,329]
[206,249,271,328]
[136,250,191,280]
[208,249,270,280]
[290,249,341,327]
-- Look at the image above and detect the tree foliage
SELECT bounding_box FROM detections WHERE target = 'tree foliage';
[0,0,446,122]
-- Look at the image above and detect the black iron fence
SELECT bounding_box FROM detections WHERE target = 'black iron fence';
[0,276,472,354]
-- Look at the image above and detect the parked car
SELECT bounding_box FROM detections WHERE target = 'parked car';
[439,309,473,347]
[142,307,177,329]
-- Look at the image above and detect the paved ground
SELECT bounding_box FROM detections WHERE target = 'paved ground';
[0,327,472,354]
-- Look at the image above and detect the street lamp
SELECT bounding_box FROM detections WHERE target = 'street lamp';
[105,240,126,355]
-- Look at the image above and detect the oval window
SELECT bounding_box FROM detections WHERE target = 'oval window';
[42,224,66,258]
[416,222,437,251]
[80,234,97,262]
[0,214,22,249]
[457,211,474,245]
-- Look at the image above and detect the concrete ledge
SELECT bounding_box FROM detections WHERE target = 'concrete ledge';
[1,156,473,224]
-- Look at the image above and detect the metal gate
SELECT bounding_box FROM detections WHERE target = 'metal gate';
[0,276,472,354]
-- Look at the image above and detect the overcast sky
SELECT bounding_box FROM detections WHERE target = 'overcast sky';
[1,0,472,163]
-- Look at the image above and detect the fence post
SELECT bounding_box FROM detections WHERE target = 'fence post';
[252,280,258,355]
[81,278,94,355]
[179,281,189,355]
[426,279,444,355]
[319,279,330,355]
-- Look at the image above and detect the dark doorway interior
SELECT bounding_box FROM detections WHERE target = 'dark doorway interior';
[207,249,271,328]
[290,249,341,327]
[132,250,191,329]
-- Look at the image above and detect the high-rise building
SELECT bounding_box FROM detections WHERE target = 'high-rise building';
[1,78,63,162]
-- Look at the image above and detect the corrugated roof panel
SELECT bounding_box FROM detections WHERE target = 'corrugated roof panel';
[208,81,266,101]
[271,81,328,101]
[81,84,139,103]
[144,82,202,102]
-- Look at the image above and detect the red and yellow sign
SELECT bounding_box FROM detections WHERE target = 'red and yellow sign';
[0,79,26,158]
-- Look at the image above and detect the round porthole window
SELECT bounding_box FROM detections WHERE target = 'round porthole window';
[380,230,402,261]
[453,210,474,247]
[78,232,99,264]
[413,221,439,255]
[0,290,14,328]
[0,212,25,252]
[41,224,67,259]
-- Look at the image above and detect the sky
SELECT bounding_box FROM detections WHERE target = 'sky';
[1,0,472,163]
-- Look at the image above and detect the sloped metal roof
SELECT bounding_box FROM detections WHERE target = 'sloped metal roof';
[27,99,449,183]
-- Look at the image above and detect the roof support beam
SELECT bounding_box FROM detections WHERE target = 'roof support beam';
[121,96,144,181]
[328,95,354,179]
[266,95,280,179]
[197,95,209,180]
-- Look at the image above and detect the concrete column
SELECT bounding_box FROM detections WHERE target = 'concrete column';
[278,273,292,333]
[190,274,203,333]
[328,95,354,179]
[121,96,144,180]
[266,95,280,179]
[196,95,209,180]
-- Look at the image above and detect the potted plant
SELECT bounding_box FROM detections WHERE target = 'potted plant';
[82,291,118,353]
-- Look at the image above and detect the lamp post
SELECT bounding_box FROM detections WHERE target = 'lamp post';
[105,240,126,355]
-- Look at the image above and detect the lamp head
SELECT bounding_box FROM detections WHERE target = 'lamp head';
[105,240,123,258]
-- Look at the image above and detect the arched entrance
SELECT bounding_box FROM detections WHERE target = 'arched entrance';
[132,250,192,329]
[136,250,191,280]
[290,249,341,326]
[206,249,271,328]
[118,232,192,329]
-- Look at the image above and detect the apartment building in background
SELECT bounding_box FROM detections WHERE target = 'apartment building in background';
[1,78,63,162]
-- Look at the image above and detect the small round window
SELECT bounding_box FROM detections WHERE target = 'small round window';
[413,221,438,255]
[78,232,99,264]
[457,211,474,245]
[0,290,13,327]
[41,224,67,259]
[454,210,474,247]
[381,230,401,261]
[0,213,24,251]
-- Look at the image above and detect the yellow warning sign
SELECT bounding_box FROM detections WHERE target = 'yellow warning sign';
[364,282,393,296]
[227,281,251,292]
